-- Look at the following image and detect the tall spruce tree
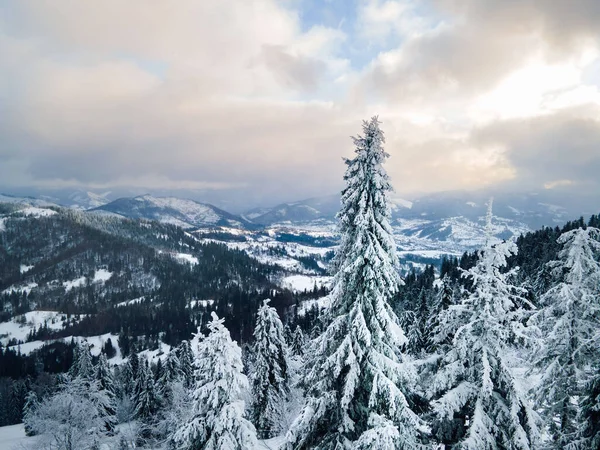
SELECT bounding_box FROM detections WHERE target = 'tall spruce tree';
[427,275,459,353]
[134,361,160,422]
[429,201,539,449]
[284,116,421,449]
[574,367,600,449]
[528,226,600,447]
[177,340,195,390]
[173,312,257,450]
[250,298,290,439]
[290,325,306,358]
[96,353,118,432]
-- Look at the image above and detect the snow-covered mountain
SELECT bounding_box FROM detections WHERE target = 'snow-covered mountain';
[91,194,252,229]
[0,193,57,207]
[65,190,112,210]
[241,190,598,255]
[249,194,414,225]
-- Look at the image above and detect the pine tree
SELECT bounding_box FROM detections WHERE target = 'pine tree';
[96,353,118,432]
[290,325,306,358]
[158,351,183,404]
[134,361,160,421]
[69,343,94,381]
[405,289,430,355]
[429,201,539,449]
[173,312,257,450]
[575,367,600,449]
[284,117,421,449]
[528,226,600,447]
[177,340,195,390]
[427,275,459,353]
[23,390,38,436]
[250,298,290,439]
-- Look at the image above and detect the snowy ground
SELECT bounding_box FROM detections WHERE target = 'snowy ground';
[281,274,331,293]
[0,423,288,450]
[0,424,32,450]
[0,311,87,345]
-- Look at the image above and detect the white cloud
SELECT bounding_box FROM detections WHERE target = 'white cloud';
[2,0,600,202]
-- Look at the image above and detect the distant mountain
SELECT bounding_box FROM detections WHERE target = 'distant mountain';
[242,190,598,252]
[0,193,57,207]
[248,194,417,225]
[248,194,340,225]
[91,194,252,229]
[65,190,112,210]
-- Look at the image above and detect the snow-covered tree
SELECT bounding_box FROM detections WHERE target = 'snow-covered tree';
[69,343,94,381]
[22,390,38,436]
[427,275,459,353]
[158,350,183,404]
[528,226,600,447]
[290,325,306,358]
[284,117,421,449]
[25,377,106,450]
[173,312,257,450]
[250,298,290,439]
[429,201,539,449]
[405,289,431,356]
[96,353,117,432]
[134,361,160,421]
[177,340,195,389]
[572,367,600,449]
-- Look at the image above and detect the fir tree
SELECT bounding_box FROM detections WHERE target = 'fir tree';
[173,312,257,450]
[574,367,600,449]
[250,298,290,439]
[284,117,421,449]
[528,226,600,447]
[68,343,94,381]
[23,390,38,436]
[290,325,306,358]
[405,289,430,355]
[177,340,195,390]
[134,361,160,421]
[427,275,459,353]
[96,353,118,432]
[158,351,183,404]
[429,201,539,449]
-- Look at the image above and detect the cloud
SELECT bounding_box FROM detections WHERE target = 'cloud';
[1,0,600,206]
[472,105,600,191]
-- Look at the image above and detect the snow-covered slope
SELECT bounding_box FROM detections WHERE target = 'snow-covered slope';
[91,195,252,229]
[250,195,413,225]
[0,193,57,207]
[66,190,112,210]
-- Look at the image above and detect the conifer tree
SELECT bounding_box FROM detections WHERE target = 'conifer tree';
[96,353,118,432]
[69,343,94,381]
[250,298,290,439]
[290,325,306,358]
[23,390,38,436]
[574,367,600,449]
[284,117,421,449]
[173,312,257,450]
[158,351,183,403]
[528,226,600,447]
[405,289,430,355]
[429,201,539,449]
[134,361,160,421]
[177,340,195,389]
[427,276,458,353]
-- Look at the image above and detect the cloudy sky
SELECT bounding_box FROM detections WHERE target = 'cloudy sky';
[2,0,600,206]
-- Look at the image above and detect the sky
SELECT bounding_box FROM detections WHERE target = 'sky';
[1,0,600,207]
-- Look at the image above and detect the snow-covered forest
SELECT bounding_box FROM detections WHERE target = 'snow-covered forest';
[1,117,600,449]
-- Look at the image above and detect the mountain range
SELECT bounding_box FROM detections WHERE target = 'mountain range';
[2,189,598,254]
